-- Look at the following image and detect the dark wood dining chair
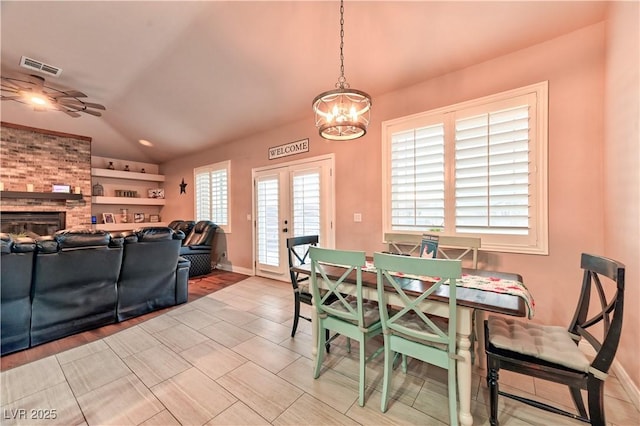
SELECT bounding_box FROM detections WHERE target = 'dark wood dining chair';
[484,253,625,426]
[286,235,319,338]
[286,235,334,352]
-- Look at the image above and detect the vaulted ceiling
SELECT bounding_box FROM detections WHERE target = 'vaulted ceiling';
[1,1,607,164]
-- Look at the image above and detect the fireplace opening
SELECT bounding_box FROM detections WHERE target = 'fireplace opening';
[0,212,66,238]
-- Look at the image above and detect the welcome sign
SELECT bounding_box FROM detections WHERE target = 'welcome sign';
[268,138,309,160]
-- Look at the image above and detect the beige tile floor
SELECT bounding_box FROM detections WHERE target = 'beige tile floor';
[1,276,638,426]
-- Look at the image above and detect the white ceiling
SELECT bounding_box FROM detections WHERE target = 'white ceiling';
[1,1,607,164]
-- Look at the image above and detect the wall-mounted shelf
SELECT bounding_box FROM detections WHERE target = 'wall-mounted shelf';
[91,168,164,182]
[0,191,84,200]
[94,222,169,232]
[92,196,165,206]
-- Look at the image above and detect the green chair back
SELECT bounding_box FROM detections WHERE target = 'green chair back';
[374,252,462,423]
[310,246,367,328]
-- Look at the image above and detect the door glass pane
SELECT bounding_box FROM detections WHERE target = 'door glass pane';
[292,170,321,238]
[257,177,279,266]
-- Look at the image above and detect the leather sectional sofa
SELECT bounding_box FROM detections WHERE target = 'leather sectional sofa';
[1,227,190,355]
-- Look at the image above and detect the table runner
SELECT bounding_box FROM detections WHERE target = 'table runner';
[361,260,535,319]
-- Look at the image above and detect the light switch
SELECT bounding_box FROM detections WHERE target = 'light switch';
[247,214,252,221]
[354,213,362,222]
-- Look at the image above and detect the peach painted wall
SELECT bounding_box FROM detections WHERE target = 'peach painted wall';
[161,22,639,388]
[604,2,640,393]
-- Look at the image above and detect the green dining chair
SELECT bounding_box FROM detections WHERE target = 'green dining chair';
[309,246,383,407]
[374,252,462,425]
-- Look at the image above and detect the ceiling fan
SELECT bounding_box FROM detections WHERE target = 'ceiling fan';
[0,73,106,118]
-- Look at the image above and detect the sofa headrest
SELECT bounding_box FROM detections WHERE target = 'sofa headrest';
[54,229,112,248]
[122,227,184,243]
[35,230,121,253]
[1,232,36,254]
[179,221,196,235]
[167,220,184,230]
[194,220,217,233]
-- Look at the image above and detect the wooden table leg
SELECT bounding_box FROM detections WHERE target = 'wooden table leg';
[457,310,474,426]
[475,310,486,370]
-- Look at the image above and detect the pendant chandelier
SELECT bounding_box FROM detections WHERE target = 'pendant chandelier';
[312,0,371,141]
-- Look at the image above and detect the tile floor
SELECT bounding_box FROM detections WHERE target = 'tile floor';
[1,276,638,425]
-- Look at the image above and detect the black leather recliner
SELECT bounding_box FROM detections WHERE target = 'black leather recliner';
[180,220,218,277]
[1,233,36,355]
[117,227,189,321]
[168,220,196,239]
[30,230,124,346]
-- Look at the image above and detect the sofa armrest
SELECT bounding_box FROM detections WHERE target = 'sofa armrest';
[176,256,190,304]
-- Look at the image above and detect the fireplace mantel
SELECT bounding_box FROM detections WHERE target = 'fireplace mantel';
[0,191,84,200]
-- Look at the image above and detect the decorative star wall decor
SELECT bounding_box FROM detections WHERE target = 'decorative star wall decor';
[179,178,187,194]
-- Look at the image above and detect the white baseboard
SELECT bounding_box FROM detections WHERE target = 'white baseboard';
[612,358,640,412]
[216,263,253,277]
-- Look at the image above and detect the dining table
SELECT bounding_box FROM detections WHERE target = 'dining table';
[292,259,533,426]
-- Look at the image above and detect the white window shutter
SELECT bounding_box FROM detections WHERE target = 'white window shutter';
[390,124,445,231]
[256,177,279,266]
[210,169,228,225]
[454,104,531,235]
[195,170,211,222]
[292,170,321,238]
[194,160,230,232]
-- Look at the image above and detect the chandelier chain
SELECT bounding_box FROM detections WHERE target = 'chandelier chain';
[337,0,348,89]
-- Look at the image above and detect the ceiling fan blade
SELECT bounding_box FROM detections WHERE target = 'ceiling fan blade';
[58,99,106,110]
[25,74,45,87]
[80,108,102,117]
[1,86,21,95]
[52,103,82,118]
[1,78,33,91]
[1,95,22,100]
[49,90,87,99]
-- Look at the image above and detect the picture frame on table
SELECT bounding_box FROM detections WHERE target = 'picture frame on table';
[102,213,116,224]
[149,214,160,223]
[420,233,440,258]
[134,213,145,223]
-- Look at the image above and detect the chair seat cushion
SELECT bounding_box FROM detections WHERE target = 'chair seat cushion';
[488,316,590,372]
[391,311,449,349]
[298,282,310,294]
[328,296,380,328]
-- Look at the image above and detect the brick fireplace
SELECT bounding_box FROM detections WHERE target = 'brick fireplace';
[0,122,92,231]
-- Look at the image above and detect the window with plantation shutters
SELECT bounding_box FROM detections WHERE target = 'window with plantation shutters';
[194,160,230,233]
[382,82,548,254]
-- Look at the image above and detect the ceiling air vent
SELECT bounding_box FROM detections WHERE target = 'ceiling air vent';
[19,56,62,77]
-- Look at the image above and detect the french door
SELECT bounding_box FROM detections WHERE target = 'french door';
[253,155,334,280]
